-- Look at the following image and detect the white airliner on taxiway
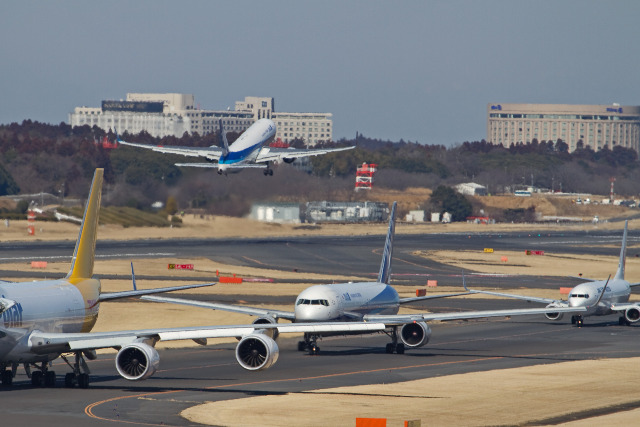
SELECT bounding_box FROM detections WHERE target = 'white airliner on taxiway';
[117,118,354,175]
[143,202,586,370]
[0,169,393,388]
[464,221,640,327]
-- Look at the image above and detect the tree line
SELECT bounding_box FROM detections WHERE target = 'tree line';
[0,120,638,218]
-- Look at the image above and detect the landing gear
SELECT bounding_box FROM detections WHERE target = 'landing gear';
[384,328,406,354]
[263,168,274,176]
[61,352,91,388]
[573,315,584,327]
[1,368,13,387]
[299,333,320,355]
[619,316,631,326]
[27,362,56,388]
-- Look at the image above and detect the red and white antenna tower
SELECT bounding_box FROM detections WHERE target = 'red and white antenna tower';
[355,163,377,191]
[609,177,616,202]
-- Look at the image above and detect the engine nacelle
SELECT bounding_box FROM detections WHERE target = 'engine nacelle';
[399,321,431,348]
[625,307,640,323]
[283,157,296,164]
[115,343,160,381]
[235,334,279,371]
[544,303,565,321]
[252,317,279,340]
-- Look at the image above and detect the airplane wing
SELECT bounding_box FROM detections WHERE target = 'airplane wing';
[630,283,640,288]
[28,321,386,354]
[99,283,216,302]
[174,163,266,169]
[363,305,586,325]
[255,145,355,163]
[118,139,224,161]
[610,302,640,312]
[141,295,296,321]
[464,289,557,304]
[399,292,470,304]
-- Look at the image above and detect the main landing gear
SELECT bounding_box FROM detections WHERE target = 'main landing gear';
[1,363,16,387]
[571,315,584,327]
[60,351,91,388]
[263,168,274,176]
[619,316,631,326]
[385,328,405,354]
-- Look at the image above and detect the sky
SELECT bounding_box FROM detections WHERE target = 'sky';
[1,1,639,146]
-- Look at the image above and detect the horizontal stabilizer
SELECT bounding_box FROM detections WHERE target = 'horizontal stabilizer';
[175,163,266,169]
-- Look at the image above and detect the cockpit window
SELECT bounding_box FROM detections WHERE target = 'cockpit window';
[570,294,589,298]
[296,299,329,306]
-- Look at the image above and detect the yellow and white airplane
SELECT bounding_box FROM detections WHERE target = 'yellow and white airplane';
[0,169,389,388]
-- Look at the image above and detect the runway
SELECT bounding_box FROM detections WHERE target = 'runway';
[3,308,639,426]
[1,229,639,425]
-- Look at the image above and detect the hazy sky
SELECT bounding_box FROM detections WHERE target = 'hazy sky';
[2,1,639,145]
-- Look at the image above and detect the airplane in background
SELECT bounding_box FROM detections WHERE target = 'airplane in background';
[463,220,640,327]
[117,118,355,176]
[143,202,586,370]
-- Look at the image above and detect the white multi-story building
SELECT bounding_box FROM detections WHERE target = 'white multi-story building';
[487,103,640,153]
[69,93,332,145]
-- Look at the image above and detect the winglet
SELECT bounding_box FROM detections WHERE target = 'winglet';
[66,169,103,280]
[614,221,628,281]
[377,202,397,284]
[218,119,230,156]
[593,275,611,307]
[131,262,137,291]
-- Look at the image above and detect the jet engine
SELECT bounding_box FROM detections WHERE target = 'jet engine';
[283,157,296,164]
[399,321,431,348]
[252,317,279,340]
[544,303,565,321]
[235,334,279,371]
[624,307,640,323]
[115,343,160,381]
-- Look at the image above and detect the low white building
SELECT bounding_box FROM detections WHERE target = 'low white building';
[455,182,487,196]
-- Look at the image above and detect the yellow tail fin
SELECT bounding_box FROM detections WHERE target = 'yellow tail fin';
[66,169,103,280]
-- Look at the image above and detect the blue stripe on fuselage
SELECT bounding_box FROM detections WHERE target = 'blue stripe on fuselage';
[219,139,267,165]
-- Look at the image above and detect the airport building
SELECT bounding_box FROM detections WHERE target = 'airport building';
[69,94,333,146]
[487,103,640,153]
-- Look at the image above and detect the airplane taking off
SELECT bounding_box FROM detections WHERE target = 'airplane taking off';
[117,118,355,176]
[464,221,640,327]
[143,202,586,369]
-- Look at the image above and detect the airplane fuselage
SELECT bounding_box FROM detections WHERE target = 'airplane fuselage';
[568,279,630,316]
[0,279,100,362]
[294,282,400,322]
[217,118,276,172]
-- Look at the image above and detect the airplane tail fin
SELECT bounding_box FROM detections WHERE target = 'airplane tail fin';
[377,202,397,285]
[614,220,628,281]
[66,169,104,280]
[217,119,230,155]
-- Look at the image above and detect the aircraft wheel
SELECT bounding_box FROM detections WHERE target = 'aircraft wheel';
[309,344,320,355]
[269,169,273,176]
[263,169,269,176]
[44,371,56,388]
[64,373,76,388]
[78,373,90,389]
[576,318,584,327]
[571,316,576,324]
[297,341,307,352]
[385,343,394,354]
[31,371,43,387]
[1,369,12,386]
[395,344,405,354]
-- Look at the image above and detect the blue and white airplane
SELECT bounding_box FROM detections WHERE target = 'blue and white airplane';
[143,202,586,369]
[117,118,354,175]
[464,221,640,327]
